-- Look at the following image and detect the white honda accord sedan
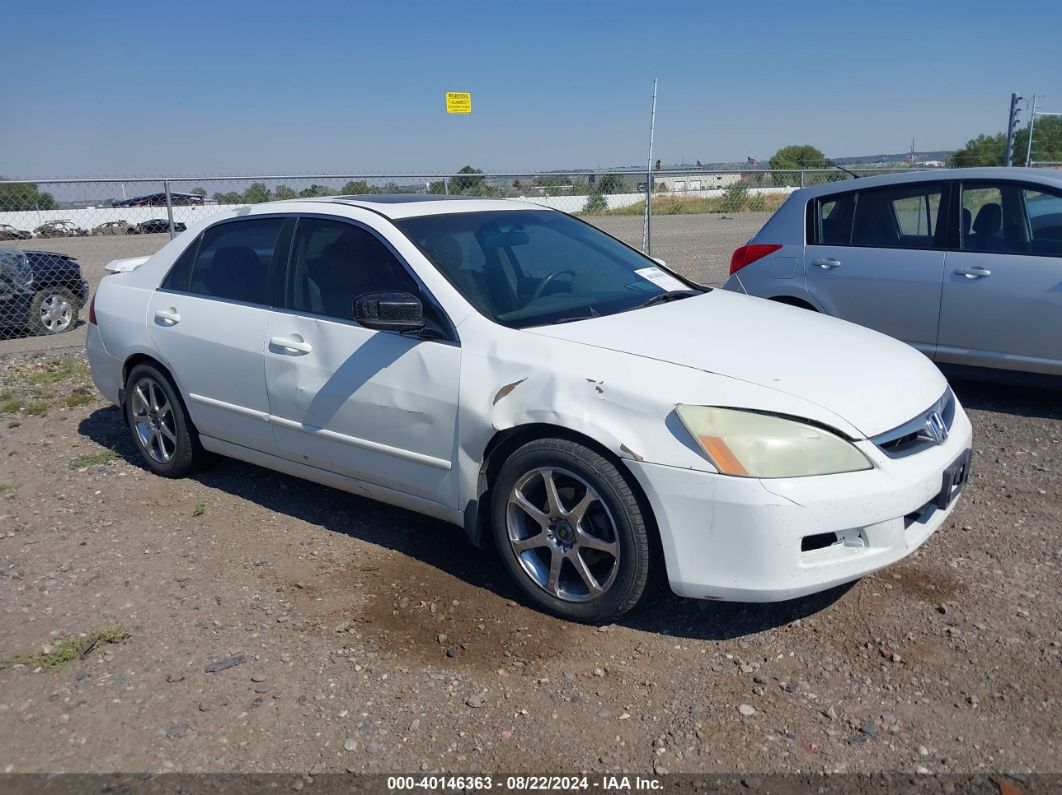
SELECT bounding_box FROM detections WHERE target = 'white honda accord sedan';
[86,196,973,622]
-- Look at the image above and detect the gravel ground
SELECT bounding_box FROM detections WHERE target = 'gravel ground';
[0,213,766,357]
[0,350,1058,776]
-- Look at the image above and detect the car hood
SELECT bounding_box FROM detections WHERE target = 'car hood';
[528,290,947,438]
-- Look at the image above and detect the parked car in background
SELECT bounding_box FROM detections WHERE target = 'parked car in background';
[0,223,32,241]
[724,167,1062,381]
[93,220,132,236]
[86,196,971,622]
[33,220,87,238]
[131,219,186,235]
[0,248,89,335]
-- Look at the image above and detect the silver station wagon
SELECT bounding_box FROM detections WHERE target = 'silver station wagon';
[724,167,1062,382]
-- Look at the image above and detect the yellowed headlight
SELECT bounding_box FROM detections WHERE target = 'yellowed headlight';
[675,405,873,478]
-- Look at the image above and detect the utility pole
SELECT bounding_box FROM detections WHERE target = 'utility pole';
[1004,92,1023,167]
[1025,94,1038,167]
[642,78,658,255]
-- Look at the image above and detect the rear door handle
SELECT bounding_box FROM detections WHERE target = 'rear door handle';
[812,258,842,269]
[955,266,991,279]
[154,307,180,325]
[269,335,312,354]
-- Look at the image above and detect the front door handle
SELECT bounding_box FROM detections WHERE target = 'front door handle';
[812,258,842,269]
[154,307,180,325]
[269,335,312,354]
[955,266,992,279]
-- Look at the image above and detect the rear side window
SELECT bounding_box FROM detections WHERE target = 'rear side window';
[186,218,285,304]
[813,184,944,249]
[287,218,419,320]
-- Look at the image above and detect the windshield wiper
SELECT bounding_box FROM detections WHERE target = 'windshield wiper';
[633,289,701,310]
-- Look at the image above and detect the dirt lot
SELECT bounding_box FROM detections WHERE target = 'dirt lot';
[0,350,1058,776]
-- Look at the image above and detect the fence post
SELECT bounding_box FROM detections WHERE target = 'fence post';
[164,180,176,239]
[799,170,805,188]
[443,177,449,196]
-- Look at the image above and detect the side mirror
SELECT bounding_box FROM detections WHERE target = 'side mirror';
[353,291,424,332]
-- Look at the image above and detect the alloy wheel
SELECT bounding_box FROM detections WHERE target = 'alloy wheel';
[505,467,621,602]
[130,377,178,464]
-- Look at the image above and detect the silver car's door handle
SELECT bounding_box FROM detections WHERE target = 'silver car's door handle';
[812,258,842,269]
[955,266,992,279]
[269,335,312,354]
[154,307,180,325]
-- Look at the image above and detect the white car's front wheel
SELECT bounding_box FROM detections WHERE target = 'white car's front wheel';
[491,438,652,623]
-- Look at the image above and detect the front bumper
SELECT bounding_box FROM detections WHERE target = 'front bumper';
[627,405,973,602]
[0,290,33,330]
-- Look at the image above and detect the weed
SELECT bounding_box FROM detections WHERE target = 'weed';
[69,450,119,469]
[0,483,12,493]
[65,388,94,408]
[193,502,205,518]
[25,401,50,417]
[27,358,89,385]
[1,625,131,671]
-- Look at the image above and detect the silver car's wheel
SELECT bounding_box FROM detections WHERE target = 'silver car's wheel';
[506,466,621,603]
[130,376,178,464]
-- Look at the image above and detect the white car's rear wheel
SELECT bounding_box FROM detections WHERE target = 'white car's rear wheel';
[123,363,206,477]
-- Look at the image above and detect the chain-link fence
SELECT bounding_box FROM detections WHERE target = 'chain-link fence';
[0,167,918,340]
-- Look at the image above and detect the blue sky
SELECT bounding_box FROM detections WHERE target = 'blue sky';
[1,0,1060,177]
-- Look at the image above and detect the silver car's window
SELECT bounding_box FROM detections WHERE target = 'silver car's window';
[815,184,944,250]
[851,184,944,249]
[1023,187,1062,256]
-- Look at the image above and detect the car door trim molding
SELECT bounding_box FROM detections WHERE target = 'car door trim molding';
[188,392,452,471]
[268,414,452,471]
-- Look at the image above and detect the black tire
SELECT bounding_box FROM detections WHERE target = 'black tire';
[27,287,79,335]
[490,438,652,623]
[123,363,206,477]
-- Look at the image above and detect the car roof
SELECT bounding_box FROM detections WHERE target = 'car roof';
[795,167,1062,198]
[263,194,554,220]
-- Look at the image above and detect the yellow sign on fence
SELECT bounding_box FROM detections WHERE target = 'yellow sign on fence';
[445,92,472,114]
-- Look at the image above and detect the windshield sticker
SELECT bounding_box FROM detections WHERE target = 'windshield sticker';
[635,266,686,292]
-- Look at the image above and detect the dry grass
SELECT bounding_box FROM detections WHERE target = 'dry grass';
[597,192,789,217]
[0,353,98,417]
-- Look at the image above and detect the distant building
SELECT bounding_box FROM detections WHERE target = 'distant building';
[112,192,205,208]
[651,172,742,193]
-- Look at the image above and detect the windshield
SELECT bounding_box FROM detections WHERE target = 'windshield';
[395,210,702,328]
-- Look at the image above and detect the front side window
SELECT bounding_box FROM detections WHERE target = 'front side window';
[1023,186,1062,255]
[287,218,419,321]
[186,217,285,304]
[959,182,1047,255]
[396,210,698,328]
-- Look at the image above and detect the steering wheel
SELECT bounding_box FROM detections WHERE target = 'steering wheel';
[530,269,576,302]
